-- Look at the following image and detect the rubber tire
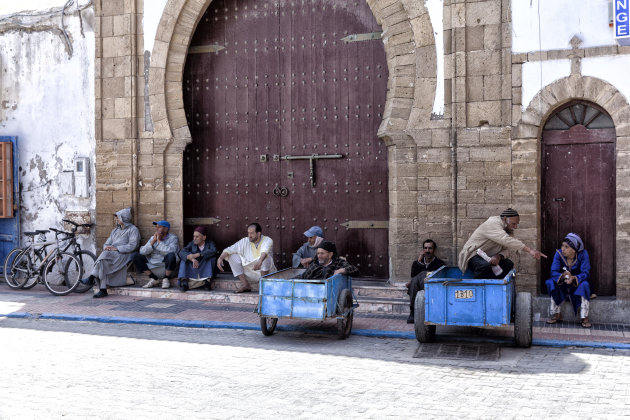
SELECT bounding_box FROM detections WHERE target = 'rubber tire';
[3,248,29,289]
[43,253,82,296]
[260,317,278,336]
[514,291,533,348]
[21,249,46,289]
[414,290,436,343]
[72,250,97,293]
[336,289,354,339]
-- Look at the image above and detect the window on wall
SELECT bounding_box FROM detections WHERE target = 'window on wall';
[543,101,614,131]
[0,142,13,218]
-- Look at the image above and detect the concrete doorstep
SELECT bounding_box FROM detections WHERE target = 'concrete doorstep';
[109,273,410,315]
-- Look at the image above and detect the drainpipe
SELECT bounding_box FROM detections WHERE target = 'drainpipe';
[130,0,139,223]
[450,8,459,264]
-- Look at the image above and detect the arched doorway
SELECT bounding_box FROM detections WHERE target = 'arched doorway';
[182,0,389,278]
[541,100,616,296]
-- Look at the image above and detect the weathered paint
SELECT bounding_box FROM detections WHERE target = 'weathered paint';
[0,3,96,252]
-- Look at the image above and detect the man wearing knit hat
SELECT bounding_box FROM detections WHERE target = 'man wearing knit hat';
[458,208,546,279]
[296,241,359,280]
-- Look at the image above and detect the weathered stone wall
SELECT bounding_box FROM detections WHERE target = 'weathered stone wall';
[93,0,630,300]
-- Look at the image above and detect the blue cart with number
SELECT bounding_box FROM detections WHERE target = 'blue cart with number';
[256,268,357,339]
[414,266,532,347]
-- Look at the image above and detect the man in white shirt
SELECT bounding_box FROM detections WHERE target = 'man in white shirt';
[217,223,276,293]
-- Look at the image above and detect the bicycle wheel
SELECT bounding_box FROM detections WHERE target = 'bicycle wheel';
[43,253,82,296]
[73,250,97,293]
[21,249,45,289]
[3,248,30,289]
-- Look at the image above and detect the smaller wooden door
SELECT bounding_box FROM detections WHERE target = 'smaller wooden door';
[0,136,19,271]
[541,101,615,296]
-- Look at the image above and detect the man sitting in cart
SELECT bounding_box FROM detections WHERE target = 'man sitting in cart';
[458,208,546,279]
[296,241,358,279]
[292,225,325,268]
[406,239,446,324]
[217,223,276,293]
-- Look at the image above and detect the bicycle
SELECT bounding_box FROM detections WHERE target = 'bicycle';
[59,219,96,293]
[3,229,83,296]
[4,220,96,293]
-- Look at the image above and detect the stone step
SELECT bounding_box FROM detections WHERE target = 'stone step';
[109,274,410,315]
[129,273,409,299]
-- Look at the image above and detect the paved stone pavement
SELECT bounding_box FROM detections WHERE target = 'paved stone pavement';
[0,288,629,346]
[0,317,629,419]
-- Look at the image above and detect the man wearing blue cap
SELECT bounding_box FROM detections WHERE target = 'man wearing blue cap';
[131,220,179,289]
[292,225,325,268]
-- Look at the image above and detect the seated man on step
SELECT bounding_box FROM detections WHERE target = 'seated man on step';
[132,220,179,289]
[296,241,358,280]
[217,223,276,293]
[177,226,218,292]
[406,239,445,324]
[80,208,141,299]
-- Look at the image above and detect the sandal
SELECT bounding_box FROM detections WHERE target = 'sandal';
[546,313,562,324]
[581,317,592,328]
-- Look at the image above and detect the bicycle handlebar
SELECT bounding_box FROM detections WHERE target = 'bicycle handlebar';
[62,219,94,233]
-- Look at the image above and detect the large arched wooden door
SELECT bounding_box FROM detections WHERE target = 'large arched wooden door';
[183,0,389,278]
[541,101,616,296]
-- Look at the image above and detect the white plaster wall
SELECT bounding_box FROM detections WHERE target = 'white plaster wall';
[512,0,615,53]
[0,8,96,251]
[143,0,168,55]
[521,59,571,111]
[582,55,630,104]
[426,0,444,117]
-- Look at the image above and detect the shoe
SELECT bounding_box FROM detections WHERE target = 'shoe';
[162,278,170,289]
[179,279,189,292]
[406,313,414,324]
[581,317,592,328]
[93,289,108,299]
[546,313,562,324]
[143,279,160,288]
[80,276,94,285]
[203,280,213,291]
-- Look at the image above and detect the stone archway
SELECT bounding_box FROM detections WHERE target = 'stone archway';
[513,75,630,297]
[145,0,439,279]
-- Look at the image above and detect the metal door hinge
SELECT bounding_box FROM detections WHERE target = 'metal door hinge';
[184,217,221,225]
[340,220,389,229]
[341,32,382,43]
[188,44,225,54]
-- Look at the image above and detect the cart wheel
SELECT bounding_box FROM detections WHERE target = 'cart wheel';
[260,317,278,336]
[414,290,435,343]
[514,291,532,348]
[337,289,353,339]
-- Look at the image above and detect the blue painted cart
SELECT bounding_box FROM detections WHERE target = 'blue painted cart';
[256,268,357,339]
[414,266,532,347]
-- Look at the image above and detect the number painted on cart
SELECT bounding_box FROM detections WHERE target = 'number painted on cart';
[455,289,474,299]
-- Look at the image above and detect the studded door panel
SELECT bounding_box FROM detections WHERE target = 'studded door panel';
[183,0,389,278]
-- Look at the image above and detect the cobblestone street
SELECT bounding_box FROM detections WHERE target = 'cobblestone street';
[1,317,629,419]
